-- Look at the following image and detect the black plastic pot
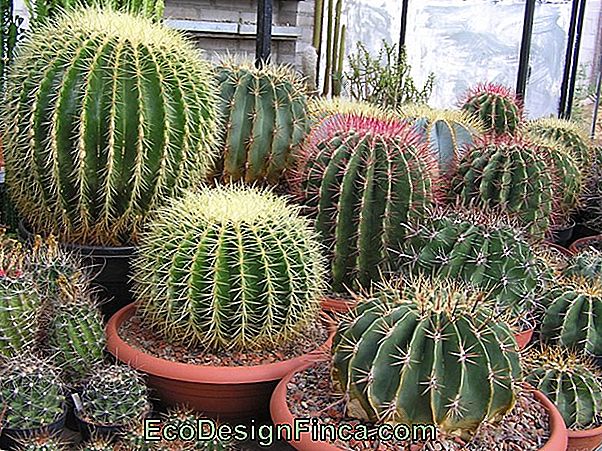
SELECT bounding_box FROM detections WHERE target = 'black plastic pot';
[18,220,136,319]
[0,409,66,449]
[551,219,576,247]
[74,406,151,443]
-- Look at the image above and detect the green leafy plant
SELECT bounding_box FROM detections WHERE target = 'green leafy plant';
[346,40,434,109]
[133,185,326,351]
[332,276,520,439]
[461,83,522,135]
[289,113,440,293]
[2,7,218,246]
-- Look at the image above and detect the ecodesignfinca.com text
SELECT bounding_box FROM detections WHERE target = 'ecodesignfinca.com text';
[143,417,438,447]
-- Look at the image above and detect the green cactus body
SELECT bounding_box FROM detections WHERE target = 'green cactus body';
[2,7,217,246]
[133,185,325,351]
[541,280,602,356]
[15,435,67,451]
[214,61,308,184]
[399,209,549,317]
[461,83,522,135]
[0,275,41,358]
[0,355,65,430]
[77,437,116,451]
[565,248,602,283]
[332,277,520,439]
[289,113,439,293]
[525,117,592,172]
[584,146,602,231]
[400,104,484,176]
[80,365,149,427]
[451,136,556,238]
[307,97,393,127]
[525,345,602,429]
[49,299,106,382]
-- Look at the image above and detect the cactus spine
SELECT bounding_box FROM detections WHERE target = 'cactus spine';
[133,185,325,351]
[332,277,520,439]
[524,345,602,429]
[15,435,67,451]
[290,113,439,292]
[2,7,217,246]
[307,97,393,127]
[461,83,522,135]
[214,61,308,184]
[564,248,602,283]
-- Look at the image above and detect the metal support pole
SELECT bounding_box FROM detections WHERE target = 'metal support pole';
[516,0,536,98]
[255,0,273,68]
[559,0,580,117]
[565,0,587,119]
[398,0,409,53]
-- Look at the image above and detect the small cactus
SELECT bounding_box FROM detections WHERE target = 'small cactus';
[450,135,557,238]
[77,436,116,451]
[0,355,65,430]
[540,279,602,356]
[213,61,308,184]
[332,276,520,439]
[133,185,325,350]
[79,365,149,427]
[14,434,67,451]
[564,248,602,284]
[289,113,440,292]
[524,345,602,429]
[400,104,483,175]
[460,83,522,135]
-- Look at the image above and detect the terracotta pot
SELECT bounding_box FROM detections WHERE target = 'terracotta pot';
[270,357,568,451]
[569,234,602,254]
[543,240,574,257]
[514,327,534,350]
[320,295,356,314]
[567,424,602,451]
[106,303,335,421]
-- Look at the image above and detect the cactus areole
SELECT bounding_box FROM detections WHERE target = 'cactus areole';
[1,7,217,246]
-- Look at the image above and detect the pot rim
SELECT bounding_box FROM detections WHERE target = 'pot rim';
[569,234,602,254]
[567,422,602,438]
[106,303,335,385]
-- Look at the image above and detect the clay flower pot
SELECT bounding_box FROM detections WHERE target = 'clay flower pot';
[514,327,534,350]
[569,234,602,254]
[320,295,356,314]
[106,303,335,421]
[567,424,602,451]
[270,357,568,451]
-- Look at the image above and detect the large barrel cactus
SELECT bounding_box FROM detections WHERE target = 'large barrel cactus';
[2,8,217,246]
[450,135,557,238]
[460,83,522,135]
[213,61,308,184]
[133,185,326,350]
[289,114,440,292]
[524,345,602,429]
[332,277,520,439]
[400,104,483,175]
[399,208,551,317]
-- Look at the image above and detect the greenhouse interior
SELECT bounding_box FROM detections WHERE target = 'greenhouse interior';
[0,0,602,449]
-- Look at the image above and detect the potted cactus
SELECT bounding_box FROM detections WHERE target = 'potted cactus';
[1,7,218,316]
[524,345,602,451]
[563,247,602,283]
[0,355,66,449]
[460,83,523,136]
[106,185,332,419]
[270,276,568,450]
[13,435,67,451]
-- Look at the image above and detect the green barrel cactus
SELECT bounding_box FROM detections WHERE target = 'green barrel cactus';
[2,7,217,246]
[460,83,522,135]
[133,185,325,351]
[400,104,483,175]
[214,61,308,184]
[541,279,602,356]
[332,276,520,439]
[14,435,67,451]
[399,208,551,317]
[525,117,592,172]
[289,113,440,293]
[450,135,557,238]
[0,355,65,430]
[80,365,149,427]
[524,345,602,429]
[564,248,602,283]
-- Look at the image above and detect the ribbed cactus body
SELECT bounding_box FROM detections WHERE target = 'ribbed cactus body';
[133,185,325,350]
[541,281,602,356]
[214,62,308,183]
[461,83,522,135]
[401,105,483,175]
[2,8,217,246]
[0,355,65,430]
[451,136,556,238]
[332,278,520,439]
[0,276,40,357]
[77,438,115,451]
[565,249,602,283]
[400,210,549,316]
[16,436,67,451]
[81,365,149,427]
[290,114,439,292]
[525,346,602,429]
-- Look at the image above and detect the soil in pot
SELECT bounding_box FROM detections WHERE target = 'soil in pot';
[281,360,555,451]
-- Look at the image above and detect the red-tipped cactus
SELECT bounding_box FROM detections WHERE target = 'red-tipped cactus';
[290,114,440,292]
[461,83,522,135]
